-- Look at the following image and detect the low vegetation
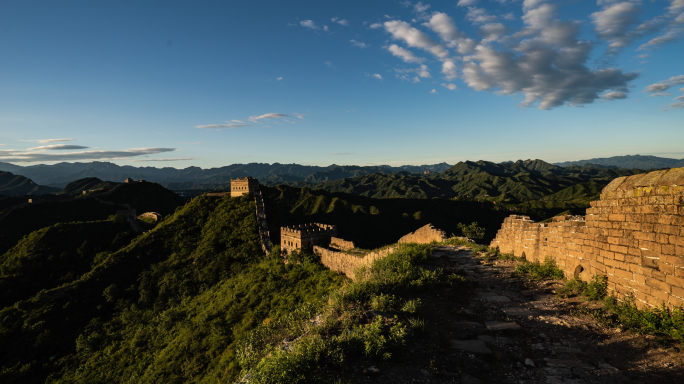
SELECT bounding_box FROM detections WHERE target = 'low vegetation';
[235,243,468,383]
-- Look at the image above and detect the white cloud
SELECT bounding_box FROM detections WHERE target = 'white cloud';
[424,12,477,54]
[603,91,628,100]
[467,7,497,24]
[644,75,684,92]
[248,113,291,122]
[503,12,516,21]
[27,144,89,151]
[441,83,457,90]
[370,22,383,29]
[457,0,478,6]
[637,54,650,58]
[195,123,251,130]
[479,23,509,41]
[387,44,425,63]
[664,101,684,110]
[459,2,639,109]
[638,0,684,51]
[0,148,176,163]
[430,89,437,93]
[647,92,673,97]
[293,113,306,119]
[674,95,684,100]
[413,2,431,13]
[441,60,458,80]
[232,120,246,123]
[276,77,283,81]
[372,74,383,80]
[590,1,642,52]
[332,17,349,26]
[324,61,333,67]
[350,39,370,48]
[383,20,450,59]
[323,25,329,32]
[300,20,318,29]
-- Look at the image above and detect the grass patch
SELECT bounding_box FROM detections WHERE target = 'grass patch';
[557,275,607,301]
[235,243,467,383]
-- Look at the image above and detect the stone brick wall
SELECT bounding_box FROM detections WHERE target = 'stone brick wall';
[398,224,448,244]
[314,246,396,280]
[330,237,355,250]
[490,167,684,309]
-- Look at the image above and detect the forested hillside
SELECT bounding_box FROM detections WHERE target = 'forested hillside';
[0,193,345,383]
[281,160,646,208]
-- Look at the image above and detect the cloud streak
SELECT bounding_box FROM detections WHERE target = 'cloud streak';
[27,144,89,151]
[0,148,176,163]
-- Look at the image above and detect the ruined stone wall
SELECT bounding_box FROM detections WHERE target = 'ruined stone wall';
[330,237,355,250]
[314,246,396,280]
[280,223,337,254]
[138,212,162,222]
[490,167,684,309]
[398,224,448,244]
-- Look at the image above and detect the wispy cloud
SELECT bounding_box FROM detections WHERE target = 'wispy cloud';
[195,123,251,130]
[21,138,76,143]
[441,83,457,90]
[276,77,283,81]
[647,92,673,97]
[248,113,290,122]
[0,148,176,163]
[300,20,318,30]
[644,75,684,92]
[333,152,352,155]
[603,92,628,100]
[430,89,437,94]
[324,61,333,67]
[372,74,383,80]
[332,17,349,26]
[130,157,196,162]
[350,39,370,48]
[27,144,89,151]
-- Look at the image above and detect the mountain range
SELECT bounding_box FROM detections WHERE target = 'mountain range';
[553,154,684,169]
[0,161,452,188]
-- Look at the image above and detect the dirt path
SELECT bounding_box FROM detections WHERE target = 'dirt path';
[344,245,684,383]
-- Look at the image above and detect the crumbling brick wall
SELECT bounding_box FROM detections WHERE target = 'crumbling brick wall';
[330,237,355,250]
[398,224,448,244]
[490,167,684,309]
[314,246,396,280]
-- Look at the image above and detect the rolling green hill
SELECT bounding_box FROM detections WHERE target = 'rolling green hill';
[280,160,646,206]
[0,193,345,384]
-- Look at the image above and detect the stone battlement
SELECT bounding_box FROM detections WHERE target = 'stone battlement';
[281,223,337,255]
[231,177,259,197]
[490,167,684,309]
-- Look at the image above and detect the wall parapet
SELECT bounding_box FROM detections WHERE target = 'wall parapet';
[490,167,684,309]
[398,223,448,244]
[314,245,396,280]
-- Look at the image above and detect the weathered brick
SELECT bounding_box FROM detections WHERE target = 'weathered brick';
[646,276,671,293]
[614,268,633,280]
[665,274,684,289]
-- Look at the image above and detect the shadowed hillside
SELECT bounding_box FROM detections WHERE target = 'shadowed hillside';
[0,171,60,196]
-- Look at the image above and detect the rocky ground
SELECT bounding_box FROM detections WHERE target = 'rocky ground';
[343,245,684,383]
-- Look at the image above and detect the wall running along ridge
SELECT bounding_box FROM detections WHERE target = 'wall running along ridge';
[315,223,446,280]
[490,167,684,309]
[330,237,355,250]
[314,246,396,280]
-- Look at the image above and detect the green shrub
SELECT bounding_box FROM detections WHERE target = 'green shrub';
[585,274,608,301]
[401,299,422,314]
[602,296,684,343]
[514,257,564,280]
[457,222,485,240]
[370,293,399,311]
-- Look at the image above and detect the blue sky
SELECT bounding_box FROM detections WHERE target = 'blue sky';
[0,0,682,168]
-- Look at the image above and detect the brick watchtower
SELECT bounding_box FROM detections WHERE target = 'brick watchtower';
[230,177,259,197]
[280,223,337,255]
